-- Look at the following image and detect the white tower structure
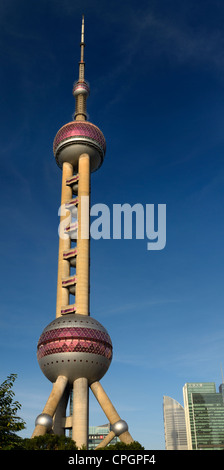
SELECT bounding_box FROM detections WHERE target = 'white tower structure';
[31,16,134,450]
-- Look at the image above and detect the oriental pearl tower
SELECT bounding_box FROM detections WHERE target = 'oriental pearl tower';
[31,16,134,449]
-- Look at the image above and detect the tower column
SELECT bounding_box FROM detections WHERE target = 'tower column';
[75,153,90,315]
[71,153,90,446]
[56,161,73,317]
[72,377,89,448]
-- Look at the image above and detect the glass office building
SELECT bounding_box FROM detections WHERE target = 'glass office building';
[183,382,224,450]
[163,396,188,450]
[88,424,119,450]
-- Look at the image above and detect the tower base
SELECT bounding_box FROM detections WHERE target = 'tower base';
[32,379,134,449]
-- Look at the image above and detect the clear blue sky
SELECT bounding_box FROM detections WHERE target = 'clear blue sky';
[1,0,224,450]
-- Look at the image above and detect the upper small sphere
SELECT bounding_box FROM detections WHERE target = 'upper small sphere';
[37,314,112,384]
[73,80,90,97]
[53,121,106,172]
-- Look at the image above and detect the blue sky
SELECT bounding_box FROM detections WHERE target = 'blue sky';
[1,0,224,449]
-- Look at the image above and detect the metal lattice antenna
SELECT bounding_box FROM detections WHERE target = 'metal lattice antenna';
[79,14,85,81]
[73,15,90,121]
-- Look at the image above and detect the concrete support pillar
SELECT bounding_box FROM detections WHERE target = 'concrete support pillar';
[53,383,70,435]
[70,155,90,447]
[95,430,116,449]
[75,153,90,316]
[72,377,89,448]
[31,376,68,437]
[56,162,73,317]
[90,381,134,445]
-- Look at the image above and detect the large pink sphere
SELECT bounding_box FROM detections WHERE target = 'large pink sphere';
[37,314,112,384]
[53,121,106,172]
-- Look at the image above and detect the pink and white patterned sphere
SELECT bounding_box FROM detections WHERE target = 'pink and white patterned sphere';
[53,121,106,172]
[37,314,112,384]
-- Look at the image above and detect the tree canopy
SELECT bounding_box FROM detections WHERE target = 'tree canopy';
[0,374,26,449]
[18,434,78,450]
[100,440,145,450]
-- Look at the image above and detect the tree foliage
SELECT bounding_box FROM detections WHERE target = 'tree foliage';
[101,440,145,450]
[18,434,78,450]
[0,374,26,449]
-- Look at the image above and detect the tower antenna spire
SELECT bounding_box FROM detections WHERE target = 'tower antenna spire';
[79,14,85,80]
[73,14,90,121]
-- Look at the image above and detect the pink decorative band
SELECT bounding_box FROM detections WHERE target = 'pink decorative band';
[37,338,112,360]
[37,327,112,361]
[53,121,106,155]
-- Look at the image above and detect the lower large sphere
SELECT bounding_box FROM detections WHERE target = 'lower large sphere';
[53,121,106,172]
[37,314,112,384]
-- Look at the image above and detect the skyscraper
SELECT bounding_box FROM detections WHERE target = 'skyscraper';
[31,16,134,450]
[183,382,224,450]
[163,396,188,450]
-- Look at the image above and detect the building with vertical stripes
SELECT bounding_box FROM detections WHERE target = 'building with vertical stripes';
[183,382,224,450]
[163,396,188,450]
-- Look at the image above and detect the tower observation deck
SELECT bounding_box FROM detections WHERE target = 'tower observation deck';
[31,16,134,449]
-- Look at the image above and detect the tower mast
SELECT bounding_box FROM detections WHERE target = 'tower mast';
[79,14,85,81]
[74,15,89,121]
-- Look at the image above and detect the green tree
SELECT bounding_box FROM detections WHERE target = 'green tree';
[101,440,145,450]
[0,374,26,449]
[19,434,78,450]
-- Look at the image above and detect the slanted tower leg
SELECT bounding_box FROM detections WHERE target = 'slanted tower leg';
[32,376,68,437]
[90,381,134,446]
[53,382,70,435]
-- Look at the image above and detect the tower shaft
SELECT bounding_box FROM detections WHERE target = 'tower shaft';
[56,162,73,317]
[55,154,90,447]
[72,154,90,448]
[56,155,90,318]
[75,154,90,315]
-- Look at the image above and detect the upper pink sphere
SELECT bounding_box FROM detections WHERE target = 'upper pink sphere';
[53,121,106,172]
[72,80,90,97]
